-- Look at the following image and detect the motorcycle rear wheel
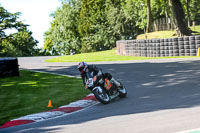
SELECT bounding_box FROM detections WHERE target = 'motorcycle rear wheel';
[93,87,110,104]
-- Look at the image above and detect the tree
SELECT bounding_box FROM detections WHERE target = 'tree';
[44,0,82,55]
[169,0,192,36]
[106,0,139,40]
[45,0,200,54]
[186,0,191,26]
[1,29,38,56]
[181,0,200,27]
[0,6,26,42]
[0,5,38,57]
[79,0,110,52]
[46,0,142,54]
[146,0,152,33]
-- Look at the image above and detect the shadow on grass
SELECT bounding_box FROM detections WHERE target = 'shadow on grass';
[0,70,89,126]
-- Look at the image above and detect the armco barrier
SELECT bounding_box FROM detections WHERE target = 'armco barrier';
[116,35,200,57]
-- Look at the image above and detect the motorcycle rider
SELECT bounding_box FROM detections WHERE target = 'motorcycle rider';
[77,62,121,89]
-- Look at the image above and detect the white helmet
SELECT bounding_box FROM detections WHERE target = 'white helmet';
[78,62,87,73]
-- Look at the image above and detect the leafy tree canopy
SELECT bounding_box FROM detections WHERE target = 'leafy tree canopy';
[0,5,39,57]
[44,0,200,55]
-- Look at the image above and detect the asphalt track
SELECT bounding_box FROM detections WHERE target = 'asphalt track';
[1,57,200,133]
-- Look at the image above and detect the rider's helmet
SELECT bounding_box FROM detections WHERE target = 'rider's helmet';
[78,62,87,73]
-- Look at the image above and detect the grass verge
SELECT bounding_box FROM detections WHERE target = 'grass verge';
[137,25,200,39]
[0,70,89,125]
[45,50,200,62]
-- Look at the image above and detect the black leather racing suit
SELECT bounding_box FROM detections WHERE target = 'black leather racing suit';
[80,65,112,86]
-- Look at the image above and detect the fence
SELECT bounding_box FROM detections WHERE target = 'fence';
[116,35,200,57]
[152,17,200,32]
[153,17,173,31]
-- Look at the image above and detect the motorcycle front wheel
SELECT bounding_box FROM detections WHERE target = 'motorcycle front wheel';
[93,87,110,104]
[117,81,127,98]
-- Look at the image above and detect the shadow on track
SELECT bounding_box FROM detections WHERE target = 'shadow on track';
[2,60,200,133]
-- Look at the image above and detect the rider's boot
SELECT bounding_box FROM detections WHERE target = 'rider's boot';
[111,77,121,87]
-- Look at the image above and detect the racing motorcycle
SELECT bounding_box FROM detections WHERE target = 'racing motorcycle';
[85,71,127,104]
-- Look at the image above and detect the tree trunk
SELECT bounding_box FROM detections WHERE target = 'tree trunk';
[165,11,170,30]
[146,0,152,33]
[186,0,191,27]
[169,0,192,36]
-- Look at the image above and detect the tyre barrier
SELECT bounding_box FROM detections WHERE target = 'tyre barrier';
[116,35,200,57]
[0,58,19,77]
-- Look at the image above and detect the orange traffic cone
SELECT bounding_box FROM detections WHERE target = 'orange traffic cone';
[48,100,53,107]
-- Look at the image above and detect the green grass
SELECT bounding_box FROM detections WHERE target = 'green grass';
[137,25,200,39]
[0,70,89,125]
[45,49,200,62]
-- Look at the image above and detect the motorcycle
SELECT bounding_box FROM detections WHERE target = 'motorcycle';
[85,71,127,104]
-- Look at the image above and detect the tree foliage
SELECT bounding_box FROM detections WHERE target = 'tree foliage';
[0,5,39,57]
[44,0,200,55]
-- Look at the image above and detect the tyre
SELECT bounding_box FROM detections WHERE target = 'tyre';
[173,45,178,49]
[179,41,184,45]
[169,46,173,50]
[178,37,183,41]
[179,45,184,49]
[190,49,196,54]
[185,53,190,56]
[118,86,127,98]
[173,49,179,53]
[93,87,110,104]
[164,38,169,42]
[170,38,178,42]
[189,40,195,45]
[184,41,189,45]
[195,35,200,40]
[197,44,200,48]
[190,53,196,56]
[184,45,190,49]
[183,36,189,41]
[165,46,169,50]
[196,40,200,45]
[179,49,185,53]
[185,49,190,53]
[190,45,195,49]
[189,36,195,40]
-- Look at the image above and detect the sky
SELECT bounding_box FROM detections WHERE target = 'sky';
[0,0,61,48]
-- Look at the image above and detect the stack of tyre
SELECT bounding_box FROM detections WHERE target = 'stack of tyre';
[178,37,184,56]
[0,58,19,77]
[132,40,136,56]
[152,39,156,57]
[125,40,131,56]
[172,38,178,56]
[122,35,200,57]
[189,36,196,56]
[136,40,140,56]
[160,39,164,57]
[196,36,200,53]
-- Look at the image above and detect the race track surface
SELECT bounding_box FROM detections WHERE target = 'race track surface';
[1,57,200,133]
